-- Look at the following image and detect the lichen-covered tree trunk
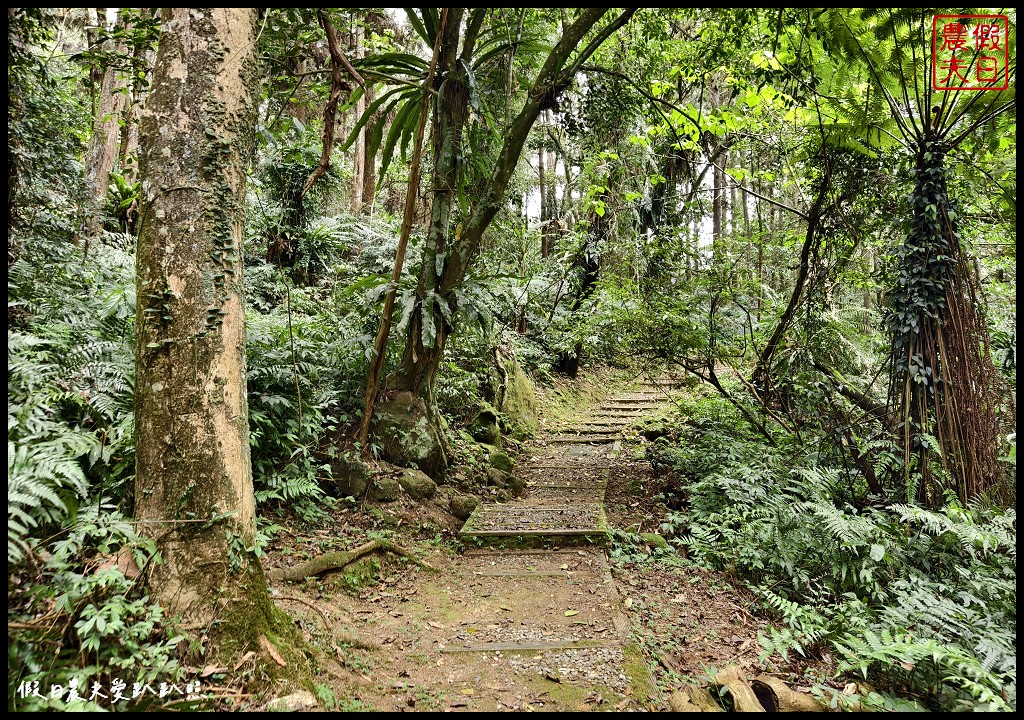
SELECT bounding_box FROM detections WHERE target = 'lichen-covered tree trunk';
[135,8,274,638]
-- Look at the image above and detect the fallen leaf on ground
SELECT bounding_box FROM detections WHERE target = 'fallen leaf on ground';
[232,651,256,671]
[260,636,287,667]
[564,609,580,616]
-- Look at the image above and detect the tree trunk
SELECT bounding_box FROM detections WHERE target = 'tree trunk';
[387,8,634,411]
[351,24,365,212]
[361,84,377,212]
[86,14,128,208]
[135,8,274,643]
[712,154,724,261]
[539,137,548,258]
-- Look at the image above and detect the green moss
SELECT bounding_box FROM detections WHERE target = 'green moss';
[622,644,657,706]
[488,451,515,474]
[499,361,538,438]
[327,557,380,595]
[213,562,314,693]
[640,533,669,549]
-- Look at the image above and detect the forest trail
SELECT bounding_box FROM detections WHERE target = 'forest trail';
[287,380,684,712]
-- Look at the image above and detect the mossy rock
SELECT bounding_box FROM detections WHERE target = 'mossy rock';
[485,467,507,488]
[326,452,370,498]
[367,475,401,502]
[399,468,437,501]
[508,474,526,497]
[498,357,538,438]
[449,493,479,520]
[641,532,669,549]
[488,450,515,474]
[371,391,448,479]
[468,405,500,445]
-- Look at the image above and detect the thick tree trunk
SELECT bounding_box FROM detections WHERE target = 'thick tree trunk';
[135,8,273,639]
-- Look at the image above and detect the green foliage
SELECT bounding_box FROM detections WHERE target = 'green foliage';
[8,9,90,263]
[9,505,183,711]
[666,392,1016,711]
[8,241,137,563]
[103,172,141,234]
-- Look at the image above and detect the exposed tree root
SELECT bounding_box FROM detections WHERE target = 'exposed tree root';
[268,539,438,583]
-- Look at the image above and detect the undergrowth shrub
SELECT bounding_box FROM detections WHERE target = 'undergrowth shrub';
[660,390,1016,711]
[246,303,368,509]
[8,504,183,711]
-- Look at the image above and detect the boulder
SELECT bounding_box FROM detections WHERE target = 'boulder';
[399,468,437,501]
[498,357,538,438]
[488,450,515,474]
[327,452,370,498]
[507,474,526,497]
[485,467,507,488]
[371,391,448,479]
[449,493,479,520]
[367,475,401,502]
[468,405,500,445]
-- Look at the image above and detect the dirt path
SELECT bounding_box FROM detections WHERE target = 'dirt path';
[261,379,822,712]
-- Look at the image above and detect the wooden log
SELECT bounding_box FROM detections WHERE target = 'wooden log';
[673,685,723,712]
[750,676,825,712]
[715,666,766,712]
[669,690,701,711]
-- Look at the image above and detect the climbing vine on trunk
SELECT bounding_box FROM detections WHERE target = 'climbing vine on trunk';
[885,141,1009,506]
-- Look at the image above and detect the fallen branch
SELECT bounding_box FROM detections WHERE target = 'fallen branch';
[268,539,438,583]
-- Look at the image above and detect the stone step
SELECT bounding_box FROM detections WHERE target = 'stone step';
[573,418,637,426]
[544,434,619,444]
[460,503,610,547]
[598,404,661,411]
[440,638,622,653]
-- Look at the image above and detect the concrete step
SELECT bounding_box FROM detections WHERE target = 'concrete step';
[544,434,619,444]
[460,503,610,547]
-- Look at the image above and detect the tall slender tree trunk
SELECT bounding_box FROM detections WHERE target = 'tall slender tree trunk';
[539,137,548,258]
[361,85,377,212]
[86,11,128,209]
[712,155,724,262]
[135,8,275,643]
[351,24,366,212]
